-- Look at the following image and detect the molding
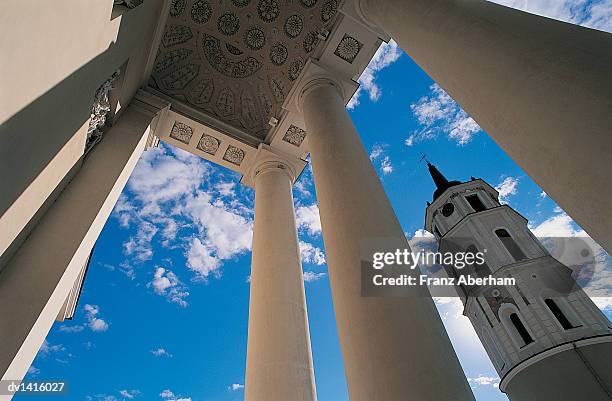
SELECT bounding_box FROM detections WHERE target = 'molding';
[141,0,173,85]
[241,144,307,188]
[499,334,612,391]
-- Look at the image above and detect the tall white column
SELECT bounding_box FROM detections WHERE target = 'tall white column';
[357,0,612,253]
[0,96,167,391]
[244,150,317,401]
[300,78,474,401]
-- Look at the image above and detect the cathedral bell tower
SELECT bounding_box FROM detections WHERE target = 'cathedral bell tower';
[424,162,612,401]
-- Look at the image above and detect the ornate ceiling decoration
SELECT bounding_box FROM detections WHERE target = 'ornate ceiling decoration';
[149,0,340,141]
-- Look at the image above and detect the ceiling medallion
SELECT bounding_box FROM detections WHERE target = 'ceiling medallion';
[303,31,319,53]
[191,0,212,24]
[284,14,304,38]
[223,145,246,165]
[197,134,221,155]
[170,121,193,144]
[202,34,262,78]
[169,0,186,16]
[154,48,192,73]
[334,34,363,64]
[244,26,266,50]
[269,42,288,65]
[257,0,280,23]
[162,25,193,47]
[300,0,318,8]
[288,58,304,81]
[321,0,338,22]
[283,125,306,146]
[218,12,240,36]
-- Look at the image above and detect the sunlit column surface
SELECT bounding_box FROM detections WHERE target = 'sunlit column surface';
[300,77,475,401]
[358,0,612,252]
[0,101,165,391]
[245,156,317,401]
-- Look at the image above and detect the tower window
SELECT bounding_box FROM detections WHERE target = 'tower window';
[466,194,486,212]
[495,229,527,261]
[433,225,442,238]
[510,313,534,346]
[545,299,574,330]
[466,245,491,278]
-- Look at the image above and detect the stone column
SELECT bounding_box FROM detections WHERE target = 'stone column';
[244,149,316,401]
[0,95,168,388]
[300,78,474,401]
[357,0,612,253]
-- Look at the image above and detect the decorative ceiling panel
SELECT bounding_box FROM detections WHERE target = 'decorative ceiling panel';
[149,0,340,141]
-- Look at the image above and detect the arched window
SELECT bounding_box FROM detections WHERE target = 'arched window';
[510,313,534,346]
[466,194,487,212]
[545,299,574,330]
[495,229,527,261]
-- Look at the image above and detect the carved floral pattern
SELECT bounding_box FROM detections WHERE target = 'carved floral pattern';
[257,0,280,23]
[170,0,186,16]
[244,26,266,50]
[202,34,262,78]
[282,125,306,146]
[303,31,319,53]
[218,12,240,36]
[223,145,246,165]
[321,0,337,22]
[162,25,193,47]
[300,0,317,8]
[334,34,363,63]
[288,58,304,81]
[161,63,199,89]
[191,0,212,24]
[284,14,304,38]
[197,134,221,154]
[269,42,288,65]
[154,48,192,73]
[170,121,194,144]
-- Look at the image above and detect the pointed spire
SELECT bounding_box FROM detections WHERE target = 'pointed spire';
[426,162,463,201]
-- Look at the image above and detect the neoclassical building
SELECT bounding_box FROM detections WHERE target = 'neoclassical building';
[1,1,611,401]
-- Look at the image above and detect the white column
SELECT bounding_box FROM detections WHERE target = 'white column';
[300,78,474,401]
[0,97,167,389]
[357,0,612,253]
[244,150,317,401]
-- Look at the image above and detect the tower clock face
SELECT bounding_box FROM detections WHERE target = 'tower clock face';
[442,202,455,217]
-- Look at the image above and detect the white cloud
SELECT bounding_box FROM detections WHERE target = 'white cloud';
[216,182,236,197]
[296,204,322,236]
[119,390,140,399]
[529,212,587,238]
[303,271,327,282]
[39,340,65,356]
[84,304,109,332]
[159,390,175,398]
[151,348,173,358]
[228,383,244,391]
[158,389,191,401]
[495,176,519,204]
[59,324,85,333]
[347,39,402,109]
[407,84,481,146]
[488,0,612,33]
[467,375,500,388]
[148,267,189,307]
[299,241,326,265]
[369,144,394,175]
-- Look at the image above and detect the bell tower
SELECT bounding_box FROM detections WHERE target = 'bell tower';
[424,162,612,401]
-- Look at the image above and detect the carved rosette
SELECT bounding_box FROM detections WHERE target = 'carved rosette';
[223,145,246,165]
[282,125,306,146]
[170,121,194,144]
[197,134,221,155]
[334,34,363,63]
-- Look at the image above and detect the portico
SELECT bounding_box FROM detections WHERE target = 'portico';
[1,0,611,400]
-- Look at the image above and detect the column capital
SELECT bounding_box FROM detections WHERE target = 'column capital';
[241,144,307,188]
[297,75,346,112]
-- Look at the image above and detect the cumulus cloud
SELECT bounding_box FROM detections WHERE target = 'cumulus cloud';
[299,241,326,265]
[296,204,322,236]
[150,347,173,358]
[303,271,327,282]
[228,383,244,391]
[159,390,175,398]
[495,176,519,204]
[407,84,481,146]
[119,390,140,399]
[148,267,189,307]
[347,39,402,109]
[489,0,612,32]
[84,304,109,332]
[159,389,191,401]
[467,375,500,388]
[369,144,394,175]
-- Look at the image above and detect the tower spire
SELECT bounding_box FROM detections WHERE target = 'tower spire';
[425,161,462,201]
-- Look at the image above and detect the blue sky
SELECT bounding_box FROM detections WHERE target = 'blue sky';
[19,1,612,401]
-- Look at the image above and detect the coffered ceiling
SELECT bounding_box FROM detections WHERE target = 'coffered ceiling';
[148,0,342,142]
